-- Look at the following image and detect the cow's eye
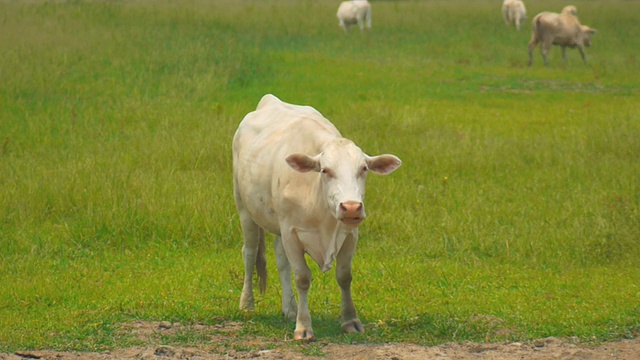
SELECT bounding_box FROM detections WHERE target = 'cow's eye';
[362,166,368,173]
[320,168,333,177]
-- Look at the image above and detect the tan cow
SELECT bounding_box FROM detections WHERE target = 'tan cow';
[528,5,597,66]
[337,0,372,33]
[502,0,527,31]
[233,94,401,341]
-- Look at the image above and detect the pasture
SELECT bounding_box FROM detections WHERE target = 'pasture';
[1,0,639,354]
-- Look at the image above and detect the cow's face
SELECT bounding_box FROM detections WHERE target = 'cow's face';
[286,139,402,227]
[581,25,596,47]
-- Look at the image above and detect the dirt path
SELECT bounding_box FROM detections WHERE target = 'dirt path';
[2,321,638,359]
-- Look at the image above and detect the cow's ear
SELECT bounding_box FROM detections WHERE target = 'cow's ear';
[286,154,321,173]
[366,154,402,175]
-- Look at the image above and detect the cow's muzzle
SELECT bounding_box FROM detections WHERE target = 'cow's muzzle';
[339,201,365,226]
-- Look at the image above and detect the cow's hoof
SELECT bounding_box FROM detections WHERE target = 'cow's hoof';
[239,291,254,311]
[293,329,315,342]
[341,319,365,334]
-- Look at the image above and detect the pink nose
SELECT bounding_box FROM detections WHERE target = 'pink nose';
[339,201,364,225]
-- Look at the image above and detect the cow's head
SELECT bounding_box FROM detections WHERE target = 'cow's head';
[286,139,401,227]
[562,5,578,17]
[581,25,597,47]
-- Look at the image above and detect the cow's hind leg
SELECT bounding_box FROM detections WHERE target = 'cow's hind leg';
[239,211,264,312]
[357,17,364,32]
[528,39,537,66]
[336,235,364,334]
[274,236,297,321]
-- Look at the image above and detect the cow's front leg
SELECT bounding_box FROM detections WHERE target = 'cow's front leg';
[282,232,315,341]
[274,236,297,321]
[292,262,314,340]
[540,43,550,66]
[339,20,348,33]
[578,46,587,64]
[336,235,364,334]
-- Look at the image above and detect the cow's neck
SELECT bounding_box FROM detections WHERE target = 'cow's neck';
[296,219,356,273]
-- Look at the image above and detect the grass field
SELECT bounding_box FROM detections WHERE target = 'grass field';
[1,0,639,353]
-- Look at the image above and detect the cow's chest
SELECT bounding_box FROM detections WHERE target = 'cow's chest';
[293,227,353,273]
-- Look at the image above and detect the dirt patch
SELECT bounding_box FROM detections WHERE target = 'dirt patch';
[2,321,639,359]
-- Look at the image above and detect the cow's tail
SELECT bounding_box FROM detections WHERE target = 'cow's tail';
[256,236,267,294]
[533,15,543,42]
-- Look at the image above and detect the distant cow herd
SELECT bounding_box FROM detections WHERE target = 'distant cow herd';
[337,0,596,66]
[232,0,597,341]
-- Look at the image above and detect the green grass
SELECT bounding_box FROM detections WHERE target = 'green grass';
[1,0,639,353]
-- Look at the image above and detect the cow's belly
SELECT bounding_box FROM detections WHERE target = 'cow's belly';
[235,153,282,235]
[343,17,358,25]
[250,209,281,236]
[240,190,281,235]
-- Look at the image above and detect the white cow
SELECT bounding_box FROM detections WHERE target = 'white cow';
[233,94,401,341]
[337,0,372,33]
[528,5,597,66]
[502,0,527,31]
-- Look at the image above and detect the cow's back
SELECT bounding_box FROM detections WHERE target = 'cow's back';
[536,11,582,45]
[233,94,340,162]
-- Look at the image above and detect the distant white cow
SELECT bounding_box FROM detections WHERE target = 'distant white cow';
[502,0,527,31]
[528,5,597,66]
[337,0,372,33]
[233,94,401,341]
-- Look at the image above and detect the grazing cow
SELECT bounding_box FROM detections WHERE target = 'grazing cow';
[233,94,401,341]
[528,5,597,66]
[337,0,372,33]
[502,0,527,31]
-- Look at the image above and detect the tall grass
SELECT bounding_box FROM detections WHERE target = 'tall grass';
[1,0,639,352]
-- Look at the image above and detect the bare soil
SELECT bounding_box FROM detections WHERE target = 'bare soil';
[2,321,639,360]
